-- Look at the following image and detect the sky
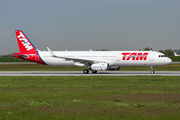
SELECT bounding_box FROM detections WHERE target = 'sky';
[0,0,180,55]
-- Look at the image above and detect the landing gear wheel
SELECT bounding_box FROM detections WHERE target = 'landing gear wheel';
[151,70,155,74]
[150,66,155,74]
[92,70,97,74]
[83,69,89,74]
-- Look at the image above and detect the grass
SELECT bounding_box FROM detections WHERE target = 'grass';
[169,56,180,61]
[0,57,27,62]
[0,76,180,119]
[0,63,180,71]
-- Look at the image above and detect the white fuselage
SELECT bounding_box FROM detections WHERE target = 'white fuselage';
[38,51,172,67]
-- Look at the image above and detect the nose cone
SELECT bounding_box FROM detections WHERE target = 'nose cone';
[167,58,172,64]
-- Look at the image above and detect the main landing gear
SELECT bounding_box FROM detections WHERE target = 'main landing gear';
[83,69,89,74]
[83,69,97,74]
[92,70,97,74]
[150,66,155,74]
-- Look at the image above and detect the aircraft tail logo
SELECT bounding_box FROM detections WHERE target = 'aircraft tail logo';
[15,30,36,53]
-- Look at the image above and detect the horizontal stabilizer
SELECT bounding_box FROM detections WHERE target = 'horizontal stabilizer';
[13,53,29,58]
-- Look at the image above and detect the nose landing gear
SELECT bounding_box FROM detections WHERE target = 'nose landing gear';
[150,66,155,74]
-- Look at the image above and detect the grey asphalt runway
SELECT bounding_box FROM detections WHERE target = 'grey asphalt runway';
[0,71,179,76]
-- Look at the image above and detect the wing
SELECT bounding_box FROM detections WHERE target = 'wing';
[47,47,114,66]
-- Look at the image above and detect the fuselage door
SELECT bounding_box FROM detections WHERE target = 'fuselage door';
[76,54,81,58]
[116,53,120,61]
[149,52,154,61]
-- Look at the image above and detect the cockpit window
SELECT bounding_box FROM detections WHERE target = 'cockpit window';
[159,55,166,57]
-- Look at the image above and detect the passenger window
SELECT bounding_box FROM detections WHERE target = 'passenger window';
[159,55,167,57]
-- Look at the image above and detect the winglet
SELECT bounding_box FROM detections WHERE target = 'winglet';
[47,47,57,57]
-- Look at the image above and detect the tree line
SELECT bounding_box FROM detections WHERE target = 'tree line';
[140,47,176,56]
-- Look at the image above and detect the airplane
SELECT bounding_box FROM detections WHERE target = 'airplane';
[174,52,180,56]
[13,30,172,74]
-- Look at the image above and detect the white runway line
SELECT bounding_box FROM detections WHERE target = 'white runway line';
[0,71,179,76]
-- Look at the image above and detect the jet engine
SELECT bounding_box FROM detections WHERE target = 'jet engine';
[91,63,109,71]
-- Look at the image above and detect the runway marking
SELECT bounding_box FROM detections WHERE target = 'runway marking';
[0,71,179,76]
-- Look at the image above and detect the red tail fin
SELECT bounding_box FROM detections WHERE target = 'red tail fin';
[15,30,37,53]
[14,30,46,65]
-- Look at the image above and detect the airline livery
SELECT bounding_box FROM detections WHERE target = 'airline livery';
[13,30,172,74]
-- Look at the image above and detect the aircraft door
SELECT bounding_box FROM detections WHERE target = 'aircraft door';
[76,54,81,58]
[149,52,154,61]
[116,53,120,61]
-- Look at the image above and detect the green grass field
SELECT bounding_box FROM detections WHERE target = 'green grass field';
[0,57,27,62]
[169,56,180,61]
[0,76,180,120]
[0,63,180,71]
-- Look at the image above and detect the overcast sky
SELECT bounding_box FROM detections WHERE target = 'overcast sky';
[0,0,180,55]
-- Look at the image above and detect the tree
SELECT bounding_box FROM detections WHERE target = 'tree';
[158,49,174,56]
[143,47,153,51]
[96,49,110,51]
[163,49,174,56]
[158,49,164,54]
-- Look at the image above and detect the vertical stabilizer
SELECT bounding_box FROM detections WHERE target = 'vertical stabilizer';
[174,52,179,56]
[15,30,37,53]
[14,30,46,65]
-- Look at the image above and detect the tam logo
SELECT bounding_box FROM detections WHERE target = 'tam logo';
[122,52,148,60]
[17,32,33,51]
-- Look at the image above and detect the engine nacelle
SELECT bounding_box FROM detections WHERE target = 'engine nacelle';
[91,63,109,71]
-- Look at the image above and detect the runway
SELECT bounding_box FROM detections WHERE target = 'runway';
[0,71,179,76]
